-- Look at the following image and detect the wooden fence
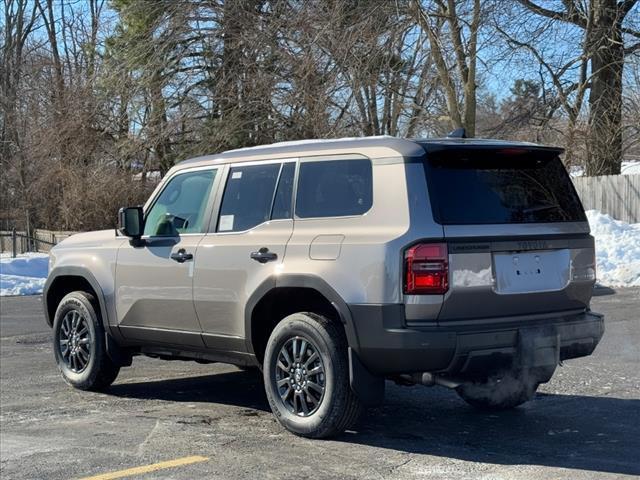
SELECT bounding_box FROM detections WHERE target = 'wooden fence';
[572,175,640,224]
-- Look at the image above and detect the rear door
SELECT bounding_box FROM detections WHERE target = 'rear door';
[423,148,595,322]
[193,160,296,349]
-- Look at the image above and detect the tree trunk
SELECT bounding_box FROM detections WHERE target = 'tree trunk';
[462,0,480,137]
[586,0,624,175]
[149,73,171,174]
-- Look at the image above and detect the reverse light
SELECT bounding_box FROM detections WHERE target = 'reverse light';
[404,243,449,294]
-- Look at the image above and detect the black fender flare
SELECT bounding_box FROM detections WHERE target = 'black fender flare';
[44,266,110,328]
[244,274,384,406]
[43,267,131,366]
[243,274,359,355]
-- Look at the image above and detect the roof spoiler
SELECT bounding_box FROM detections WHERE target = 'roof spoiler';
[447,128,466,139]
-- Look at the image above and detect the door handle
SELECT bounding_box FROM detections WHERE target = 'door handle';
[250,247,278,264]
[171,248,193,263]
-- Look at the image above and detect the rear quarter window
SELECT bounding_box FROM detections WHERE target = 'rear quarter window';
[295,159,372,218]
[424,152,586,224]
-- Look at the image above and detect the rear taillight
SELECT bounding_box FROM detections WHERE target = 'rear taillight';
[404,243,449,294]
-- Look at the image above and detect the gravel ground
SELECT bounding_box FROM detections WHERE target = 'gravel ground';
[1,289,638,480]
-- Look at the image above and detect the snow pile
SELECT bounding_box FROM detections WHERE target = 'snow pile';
[570,160,639,177]
[569,166,585,178]
[586,210,640,287]
[621,160,640,175]
[0,253,49,296]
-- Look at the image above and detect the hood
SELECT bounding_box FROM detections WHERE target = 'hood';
[53,229,118,250]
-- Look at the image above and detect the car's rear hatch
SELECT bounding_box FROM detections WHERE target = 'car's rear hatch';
[420,144,596,323]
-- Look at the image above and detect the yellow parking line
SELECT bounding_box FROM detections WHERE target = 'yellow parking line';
[77,455,209,480]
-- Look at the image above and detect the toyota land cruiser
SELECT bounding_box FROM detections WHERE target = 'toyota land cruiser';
[44,136,604,438]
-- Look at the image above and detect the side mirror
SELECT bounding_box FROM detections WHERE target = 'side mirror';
[118,206,144,240]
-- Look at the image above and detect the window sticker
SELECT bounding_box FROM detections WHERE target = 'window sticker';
[219,214,234,231]
[231,171,243,180]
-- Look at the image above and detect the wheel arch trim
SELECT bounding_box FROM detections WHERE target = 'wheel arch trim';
[43,267,110,330]
[243,274,360,356]
[244,274,384,405]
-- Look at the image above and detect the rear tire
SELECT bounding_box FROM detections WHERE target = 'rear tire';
[263,312,362,438]
[456,370,539,410]
[53,291,120,391]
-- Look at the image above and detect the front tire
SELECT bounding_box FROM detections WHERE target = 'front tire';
[456,370,539,410]
[263,312,362,438]
[53,291,120,391]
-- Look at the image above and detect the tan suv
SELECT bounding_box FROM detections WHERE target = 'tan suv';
[44,136,604,438]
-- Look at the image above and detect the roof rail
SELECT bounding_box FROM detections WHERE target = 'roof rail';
[447,127,466,139]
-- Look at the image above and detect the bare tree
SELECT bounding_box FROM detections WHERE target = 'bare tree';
[492,11,590,166]
[1,0,39,232]
[411,0,481,136]
[516,0,640,175]
[2,0,639,233]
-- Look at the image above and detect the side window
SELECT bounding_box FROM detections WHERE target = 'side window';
[218,163,281,232]
[271,162,296,220]
[295,159,372,218]
[144,169,216,236]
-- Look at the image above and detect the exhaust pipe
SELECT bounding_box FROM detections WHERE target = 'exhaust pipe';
[398,372,462,389]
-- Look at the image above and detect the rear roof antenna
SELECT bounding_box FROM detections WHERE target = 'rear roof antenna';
[447,127,466,139]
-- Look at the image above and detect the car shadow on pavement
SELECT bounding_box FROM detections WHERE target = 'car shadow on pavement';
[107,373,639,476]
[341,386,640,476]
[108,370,271,412]
[592,286,617,296]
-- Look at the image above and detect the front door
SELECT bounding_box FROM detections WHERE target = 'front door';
[194,160,296,349]
[116,166,220,347]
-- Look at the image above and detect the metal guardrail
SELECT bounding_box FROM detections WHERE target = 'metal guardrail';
[0,229,57,258]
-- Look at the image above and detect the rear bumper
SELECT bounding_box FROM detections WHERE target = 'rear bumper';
[348,304,604,377]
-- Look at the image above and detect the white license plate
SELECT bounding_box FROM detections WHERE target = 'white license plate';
[493,249,570,294]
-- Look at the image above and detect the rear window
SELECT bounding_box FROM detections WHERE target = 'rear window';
[217,163,280,232]
[424,152,586,224]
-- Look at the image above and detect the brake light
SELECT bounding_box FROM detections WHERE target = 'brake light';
[498,148,527,155]
[404,243,449,294]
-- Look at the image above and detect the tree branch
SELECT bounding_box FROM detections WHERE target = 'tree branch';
[516,0,586,27]
[619,0,638,17]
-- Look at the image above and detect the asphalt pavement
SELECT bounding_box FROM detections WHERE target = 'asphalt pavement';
[0,288,638,479]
